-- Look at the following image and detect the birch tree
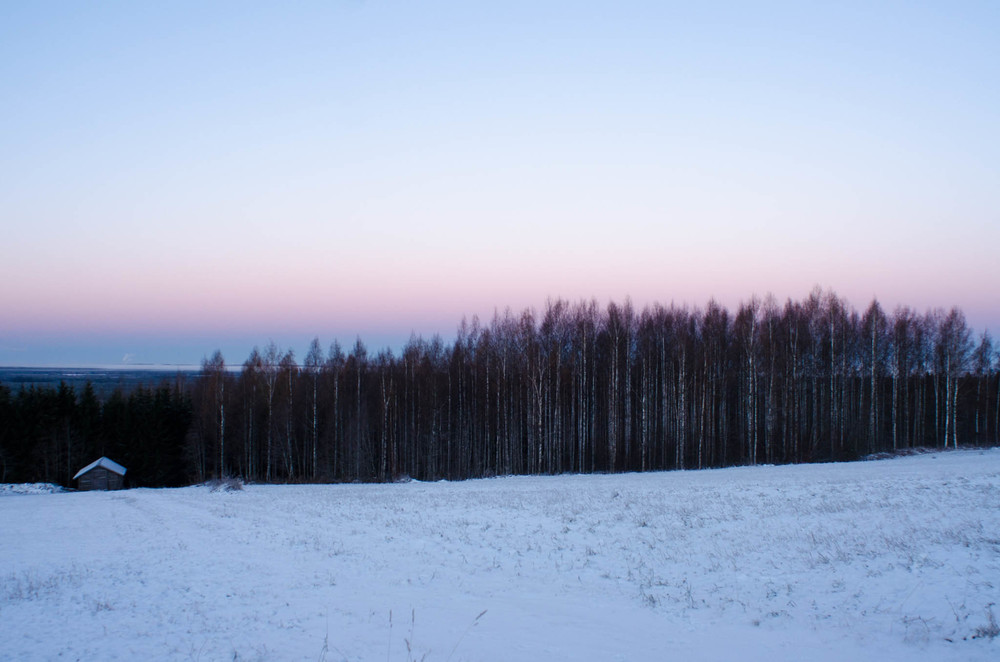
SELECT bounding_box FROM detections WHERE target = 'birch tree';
[936,308,972,448]
[201,350,227,477]
[304,338,323,479]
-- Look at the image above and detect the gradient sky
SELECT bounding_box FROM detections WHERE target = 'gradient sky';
[2,1,998,367]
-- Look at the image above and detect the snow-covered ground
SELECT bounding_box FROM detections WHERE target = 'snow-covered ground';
[0,482,65,496]
[2,450,998,661]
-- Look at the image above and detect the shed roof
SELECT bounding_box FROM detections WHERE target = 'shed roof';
[73,457,127,480]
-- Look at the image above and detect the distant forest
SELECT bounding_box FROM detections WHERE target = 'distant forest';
[2,290,998,487]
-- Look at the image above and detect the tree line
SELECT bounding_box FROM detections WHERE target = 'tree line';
[0,380,192,486]
[2,289,998,486]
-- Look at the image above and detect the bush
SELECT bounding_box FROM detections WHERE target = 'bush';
[207,477,243,492]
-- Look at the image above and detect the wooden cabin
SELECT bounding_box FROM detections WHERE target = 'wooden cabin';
[73,457,127,491]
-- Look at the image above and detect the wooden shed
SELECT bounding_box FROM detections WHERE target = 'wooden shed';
[73,457,127,491]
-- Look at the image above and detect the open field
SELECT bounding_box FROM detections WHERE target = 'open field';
[2,450,999,661]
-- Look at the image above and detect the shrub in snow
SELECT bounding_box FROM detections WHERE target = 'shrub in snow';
[973,605,998,640]
[207,477,243,492]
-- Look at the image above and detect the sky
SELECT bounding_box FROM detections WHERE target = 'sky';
[2,1,998,367]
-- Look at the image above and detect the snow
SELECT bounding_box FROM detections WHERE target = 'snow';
[72,456,127,480]
[2,450,998,661]
[0,483,65,496]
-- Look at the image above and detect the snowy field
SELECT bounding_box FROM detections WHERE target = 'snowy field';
[2,451,999,661]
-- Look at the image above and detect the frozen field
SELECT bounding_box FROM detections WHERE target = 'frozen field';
[2,450,999,661]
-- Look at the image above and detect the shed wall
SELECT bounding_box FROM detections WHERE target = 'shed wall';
[77,467,124,491]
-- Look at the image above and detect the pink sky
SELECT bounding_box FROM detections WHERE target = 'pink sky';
[2,2,998,365]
